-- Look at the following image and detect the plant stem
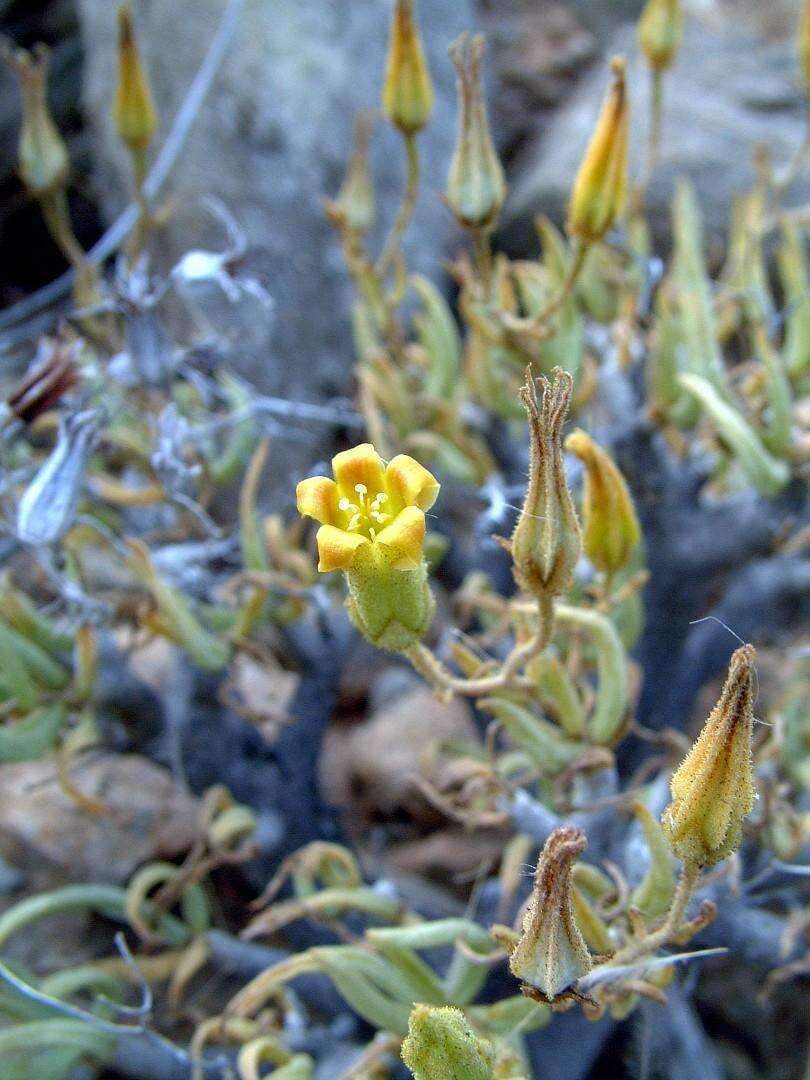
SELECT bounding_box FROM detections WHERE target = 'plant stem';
[376,131,420,278]
[612,860,700,965]
[403,594,554,699]
[38,189,86,268]
[472,225,493,296]
[501,240,588,335]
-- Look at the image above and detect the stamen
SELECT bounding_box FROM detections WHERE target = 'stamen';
[338,497,352,512]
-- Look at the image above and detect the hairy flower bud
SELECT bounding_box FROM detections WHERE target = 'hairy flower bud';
[381,0,433,136]
[638,0,683,73]
[662,645,756,867]
[567,57,629,244]
[8,45,69,198]
[511,368,581,601]
[564,428,641,575]
[113,4,158,152]
[446,33,506,231]
[508,826,592,1000]
[401,1004,495,1080]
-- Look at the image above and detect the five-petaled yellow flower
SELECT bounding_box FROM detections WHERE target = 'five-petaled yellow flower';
[296,443,439,573]
[296,445,440,650]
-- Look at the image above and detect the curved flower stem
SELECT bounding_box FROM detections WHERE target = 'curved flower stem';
[500,240,588,336]
[609,860,700,966]
[376,131,420,279]
[402,594,555,699]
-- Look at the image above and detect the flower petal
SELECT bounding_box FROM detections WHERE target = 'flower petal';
[385,454,440,513]
[296,476,339,525]
[374,506,426,570]
[332,444,385,500]
[315,524,369,572]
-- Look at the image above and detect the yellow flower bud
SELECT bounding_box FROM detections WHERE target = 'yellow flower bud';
[296,444,439,650]
[567,57,629,244]
[446,33,506,231]
[401,1004,495,1080]
[564,428,641,575]
[508,826,592,1000]
[381,0,433,136]
[662,645,756,868]
[638,0,683,73]
[800,0,810,94]
[9,45,69,198]
[511,368,582,602]
[113,3,158,153]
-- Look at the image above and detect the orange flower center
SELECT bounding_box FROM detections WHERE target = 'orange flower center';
[338,483,391,540]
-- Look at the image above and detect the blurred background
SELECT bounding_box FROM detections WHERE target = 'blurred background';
[0,2,808,1079]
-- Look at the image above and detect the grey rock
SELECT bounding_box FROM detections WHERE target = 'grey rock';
[499,6,810,253]
[77,0,476,411]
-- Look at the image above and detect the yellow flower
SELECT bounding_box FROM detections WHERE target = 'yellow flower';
[296,444,439,649]
[296,443,438,572]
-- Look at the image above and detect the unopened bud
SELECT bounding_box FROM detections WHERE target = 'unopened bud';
[8,45,69,197]
[567,57,629,244]
[508,826,592,1000]
[446,33,506,231]
[324,111,375,233]
[113,4,158,152]
[638,0,683,73]
[564,428,641,574]
[662,645,756,867]
[401,1004,495,1080]
[382,0,433,136]
[511,368,581,601]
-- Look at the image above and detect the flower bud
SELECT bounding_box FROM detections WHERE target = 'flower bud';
[662,645,756,867]
[800,0,810,94]
[401,1004,495,1080]
[511,368,581,601]
[508,826,592,1000]
[446,33,506,231]
[8,45,69,198]
[567,57,629,244]
[638,0,683,73]
[113,4,158,152]
[381,0,433,136]
[324,110,375,234]
[564,428,640,575]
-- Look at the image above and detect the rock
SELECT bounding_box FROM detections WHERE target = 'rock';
[77,1,477,442]
[481,1,596,154]
[321,685,477,824]
[499,3,810,253]
[0,753,199,884]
